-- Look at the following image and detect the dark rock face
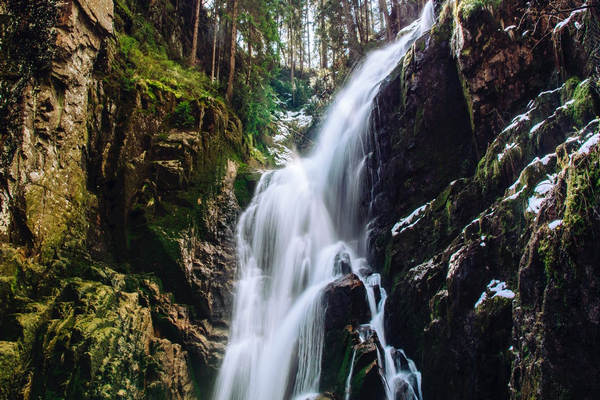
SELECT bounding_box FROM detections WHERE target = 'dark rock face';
[323,274,370,331]
[367,17,476,269]
[350,335,386,400]
[0,0,246,398]
[320,274,372,396]
[366,0,600,399]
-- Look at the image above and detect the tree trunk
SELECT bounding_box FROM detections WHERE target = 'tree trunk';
[189,0,202,66]
[210,0,218,82]
[364,0,370,42]
[300,23,304,75]
[391,0,401,32]
[320,0,328,69]
[370,0,376,40]
[343,0,359,59]
[246,28,252,85]
[290,28,295,82]
[217,30,223,82]
[226,0,238,101]
[307,1,311,70]
[352,0,364,43]
[378,0,393,40]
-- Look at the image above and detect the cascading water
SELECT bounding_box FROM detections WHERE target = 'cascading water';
[213,3,435,399]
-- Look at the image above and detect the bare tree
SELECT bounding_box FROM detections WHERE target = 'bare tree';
[211,0,219,82]
[378,0,393,40]
[226,0,239,101]
[190,0,202,66]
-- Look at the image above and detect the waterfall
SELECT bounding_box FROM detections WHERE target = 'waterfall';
[213,3,435,399]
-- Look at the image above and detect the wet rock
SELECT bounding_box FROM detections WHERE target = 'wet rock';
[348,335,386,400]
[320,275,371,395]
[323,274,370,331]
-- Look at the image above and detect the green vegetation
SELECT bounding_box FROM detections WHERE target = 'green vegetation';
[563,148,600,238]
[114,32,214,102]
[458,0,502,20]
[171,101,196,129]
[561,77,581,103]
[565,78,599,127]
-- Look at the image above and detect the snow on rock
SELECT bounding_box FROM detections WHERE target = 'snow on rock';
[554,4,587,33]
[497,142,518,162]
[538,86,563,97]
[474,280,516,309]
[501,111,531,134]
[548,219,563,230]
[447,247,466,280]
[576,133,599,156]
[479,234,487,247]
[268,107,314,166]
[529,121,545,135]
[391,201,432,236]
[526,174,557,214]
[503,184,526,202]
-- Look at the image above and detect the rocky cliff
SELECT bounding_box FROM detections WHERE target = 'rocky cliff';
[0,1,256,398]
[364,0,600,399]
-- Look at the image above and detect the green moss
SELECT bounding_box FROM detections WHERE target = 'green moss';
[458,71,476,135]
[458,0,502,20]
[349,362,371,396]
[561,77,581,104]
[335,338,356,391]
[563,149,600,237]
[0,341,26,399]
[320,328,355,395]
[565,78,599,127]
[539,236,561,284]
[233,172,254,209]
[431,1,455,43]
[171,101,196,129]
[113,33,215,103]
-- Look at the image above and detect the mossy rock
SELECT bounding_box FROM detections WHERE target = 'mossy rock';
[565,78,600,127]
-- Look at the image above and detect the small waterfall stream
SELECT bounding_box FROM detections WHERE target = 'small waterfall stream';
[213,4,435,399]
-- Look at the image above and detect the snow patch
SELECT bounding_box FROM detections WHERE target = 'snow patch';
[268,107,314,166]
[501,112,530,133]
[529,121,545,135]
[539,86,564,97]
[503,184,526,203]
[391,202,431,236]
[548,219,563,230]
[447,247,465,279]
[526,174,557,214]
[540,153,556,165]
[554,4,587,33]
[576,133,599,156]
[497,142,518,162]
[474,280,516,309]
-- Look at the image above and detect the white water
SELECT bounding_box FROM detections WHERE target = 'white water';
[213,3,435,399]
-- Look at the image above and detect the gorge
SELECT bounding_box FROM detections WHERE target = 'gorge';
[1,0,599,399]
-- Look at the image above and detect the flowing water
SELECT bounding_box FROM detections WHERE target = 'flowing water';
[213,3,435,399]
